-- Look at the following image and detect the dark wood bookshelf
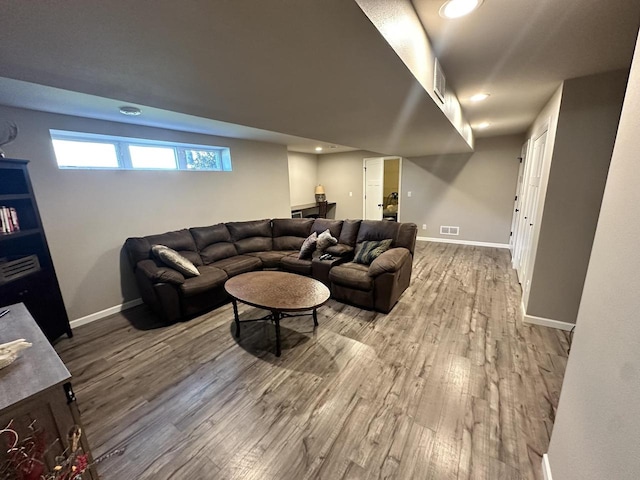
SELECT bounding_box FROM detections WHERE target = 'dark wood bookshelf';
[0,158,72,342]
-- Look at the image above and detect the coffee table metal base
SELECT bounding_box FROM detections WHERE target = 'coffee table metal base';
[232,299,319,357]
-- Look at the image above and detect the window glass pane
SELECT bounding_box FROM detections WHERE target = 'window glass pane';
[129,145,177,169]
[184,149,221,170]
[52,139,119,168]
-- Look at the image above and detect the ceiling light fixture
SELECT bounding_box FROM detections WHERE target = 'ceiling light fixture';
[119,106,142,116]
[476,121,491,129]
[470,93,490,102]
[439,0,483,19]
[315,147,323,152]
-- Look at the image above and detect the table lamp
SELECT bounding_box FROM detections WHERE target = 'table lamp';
[315,185,326,203]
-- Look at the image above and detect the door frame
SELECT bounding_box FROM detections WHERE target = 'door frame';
[362,156,403,220]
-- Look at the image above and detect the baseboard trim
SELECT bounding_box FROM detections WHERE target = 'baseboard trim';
[70,298,143,329]
[417,236,510,249]
[542,454,553,480]
[521,301,575,331]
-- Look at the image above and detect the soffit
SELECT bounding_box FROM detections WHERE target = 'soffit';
[0,0,471,157]
[412,0,640,137]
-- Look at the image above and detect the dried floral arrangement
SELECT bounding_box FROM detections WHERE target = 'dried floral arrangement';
[0,420,124,480]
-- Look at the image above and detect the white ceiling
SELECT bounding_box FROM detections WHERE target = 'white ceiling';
[412,0,640,137]
[0,0,638,154]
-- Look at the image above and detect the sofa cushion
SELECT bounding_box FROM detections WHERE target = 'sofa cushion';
[151,244,200,277]
[329,262,373,291]
[227,219,272,241]
[199,243,238,264]
[281,253,312,276]
[235,236,273,254]
[353,239,393,265]
[208,255,262,277]
[274,236,305,251]
[311,219,343,239]
[147,229,202,266]
[137,259,185,285]
[325,244,354,257]
[246,251,294,269]
[396,223,418,255]
[316,229,338,252]
[190,223,232,249]
[272,218,314,237]
[338,220,362,247]
[180,265,228,297]
[356,220,400,245]
[299,232,318,259]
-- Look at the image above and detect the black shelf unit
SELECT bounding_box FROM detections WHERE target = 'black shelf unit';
[0,158,72,341]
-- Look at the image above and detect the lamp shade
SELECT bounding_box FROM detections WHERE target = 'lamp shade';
[314,185,325,195]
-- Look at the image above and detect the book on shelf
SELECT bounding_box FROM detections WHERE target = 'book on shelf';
[0,206,20,233]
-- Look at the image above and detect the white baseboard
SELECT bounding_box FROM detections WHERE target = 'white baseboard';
[417,236,510,249]
[70,298,143,329]
[542,454,553,480]
[521,301,575,331]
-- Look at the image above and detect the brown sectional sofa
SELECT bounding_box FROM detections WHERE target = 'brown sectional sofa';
[124,218,417,323]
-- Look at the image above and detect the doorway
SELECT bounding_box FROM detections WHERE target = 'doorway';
[363,157,401,221]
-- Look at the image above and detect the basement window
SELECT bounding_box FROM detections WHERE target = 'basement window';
[49,130,232,171]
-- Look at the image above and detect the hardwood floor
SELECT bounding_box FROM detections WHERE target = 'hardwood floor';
[55,242,570,480]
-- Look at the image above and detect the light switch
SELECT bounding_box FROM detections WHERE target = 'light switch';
[408,191,412,197]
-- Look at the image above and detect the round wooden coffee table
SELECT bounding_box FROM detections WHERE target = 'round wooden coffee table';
[224,271,330,356]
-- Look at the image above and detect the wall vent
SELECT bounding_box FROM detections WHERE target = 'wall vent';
[434,58,446,104]
[440,226,459,236]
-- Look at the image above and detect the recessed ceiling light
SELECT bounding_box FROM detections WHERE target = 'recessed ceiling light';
[476,121,491,130]
[470,93,490,102]
[439,0,483,19]
[119,106,141,116]
[315,146,323,152]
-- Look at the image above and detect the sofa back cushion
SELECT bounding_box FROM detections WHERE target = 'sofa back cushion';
[396,223,418,255]
[272,218,314,251]
[125,229,202,267]
[338,220,361,247]
[190,223,238,264]
[311,219,343,239]
[356,220,400,246]
[226,219,273,253]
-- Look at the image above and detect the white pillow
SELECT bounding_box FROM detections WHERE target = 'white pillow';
[151,244,200,277]
[316,229,338,252]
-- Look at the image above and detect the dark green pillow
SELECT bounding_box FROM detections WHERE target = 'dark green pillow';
[353,239,393,265]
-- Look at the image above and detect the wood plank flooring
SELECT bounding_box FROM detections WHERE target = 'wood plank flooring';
[55,242,570,480]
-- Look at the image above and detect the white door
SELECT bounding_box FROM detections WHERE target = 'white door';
[517,129,547,291]
[510,140,529,266]
[364,157,384,220]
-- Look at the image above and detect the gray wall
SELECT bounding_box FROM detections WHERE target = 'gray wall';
[317,150,384,219]
[0,105,291,320]
[526,70,628,323]
[546,35,640,480]
[287,151,318,206]
[402,135,522,244]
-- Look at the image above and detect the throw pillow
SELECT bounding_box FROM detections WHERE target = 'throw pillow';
[353,239,393,265]
[151,244,200,277]
[316,229,338,252]
[299,231,318,259]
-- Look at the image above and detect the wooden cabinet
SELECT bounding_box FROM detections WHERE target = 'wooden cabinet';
[0,159,71,342]
[0,303,97,478]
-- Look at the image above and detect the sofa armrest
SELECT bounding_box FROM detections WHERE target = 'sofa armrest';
[368,248,411,277]
[325,243,354,258]
[137,259,185,285]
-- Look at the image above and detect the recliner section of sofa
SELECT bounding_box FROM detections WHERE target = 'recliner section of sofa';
[124,218,417,322]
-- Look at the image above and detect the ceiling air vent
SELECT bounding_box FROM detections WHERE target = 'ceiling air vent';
[434,57,446,104]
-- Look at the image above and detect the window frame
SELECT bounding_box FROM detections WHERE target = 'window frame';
[49,129,232,172]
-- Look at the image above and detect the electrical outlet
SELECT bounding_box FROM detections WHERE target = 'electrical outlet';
[422,224,427,230]
[408,191,412,197]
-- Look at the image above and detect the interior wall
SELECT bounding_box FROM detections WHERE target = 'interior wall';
[383,158,400,201]
[317,150,385,219]
[287,151,318,206]
[526,70,628,324]
[546,34,640,480]
[401,135,522,244]
[0,105,291,321]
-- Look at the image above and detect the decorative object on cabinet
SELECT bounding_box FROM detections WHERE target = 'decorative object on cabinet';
[314,184,326,202]
[0,120,18,158]
[0,159,71,341]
